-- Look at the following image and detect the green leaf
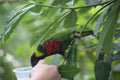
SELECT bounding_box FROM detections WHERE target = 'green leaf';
[96,1,120,57]
[1,3,35,41]
[7,3,34,23]
[94,9,108,36]
[66,42,78,66]
[94,60,111,80]
[48,27,73,41]
[31,12,69,45]
[40,14,67,43]
[64,10,77,28]
[58,65,80,79]
[84,0,101,5]
[7,5,24,23]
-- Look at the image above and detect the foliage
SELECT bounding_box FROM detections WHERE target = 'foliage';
[0,0,120,80]
[58,65,80,79]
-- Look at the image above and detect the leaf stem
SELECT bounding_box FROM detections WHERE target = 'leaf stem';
[79,0,115,35]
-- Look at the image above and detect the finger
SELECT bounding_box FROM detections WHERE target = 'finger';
[38,60,47,65]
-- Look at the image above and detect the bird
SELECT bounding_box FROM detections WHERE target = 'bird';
[31,39,71,67]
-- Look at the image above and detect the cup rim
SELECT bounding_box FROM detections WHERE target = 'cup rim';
[13,67,32,73]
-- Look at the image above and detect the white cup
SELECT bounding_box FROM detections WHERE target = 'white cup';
[13,67,32,80]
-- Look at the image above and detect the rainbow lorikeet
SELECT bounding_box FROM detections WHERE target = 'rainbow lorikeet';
[31,28,73,67]
[31,39,71,67]
[30,30,93,67]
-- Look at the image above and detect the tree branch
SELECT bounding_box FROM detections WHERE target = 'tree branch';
[36,1,115,10]
[79,0,115,34]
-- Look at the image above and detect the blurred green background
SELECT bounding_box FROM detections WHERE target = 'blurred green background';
[0,0,120,80]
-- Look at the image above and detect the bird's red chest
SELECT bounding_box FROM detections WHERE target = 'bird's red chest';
[44,40,63,55]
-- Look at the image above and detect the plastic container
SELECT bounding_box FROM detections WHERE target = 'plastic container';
[13,67,32,80]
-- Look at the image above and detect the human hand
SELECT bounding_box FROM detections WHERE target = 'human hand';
[30,60,61,80]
